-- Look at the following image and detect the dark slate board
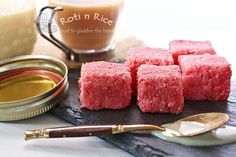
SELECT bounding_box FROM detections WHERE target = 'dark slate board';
[51,69,236,157]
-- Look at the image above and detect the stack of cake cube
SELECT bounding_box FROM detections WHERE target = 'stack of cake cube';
[78,40,231,114]
[126,47,174,94]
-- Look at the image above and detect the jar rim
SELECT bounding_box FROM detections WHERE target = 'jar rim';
[0,55,69,121]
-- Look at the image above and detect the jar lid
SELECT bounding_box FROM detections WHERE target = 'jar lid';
[0,55,68,121]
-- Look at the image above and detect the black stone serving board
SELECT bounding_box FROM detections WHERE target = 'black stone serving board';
[51,69,236,157]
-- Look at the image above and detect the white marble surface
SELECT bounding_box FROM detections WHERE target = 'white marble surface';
[0,113,133,157]
[1,0,236,157]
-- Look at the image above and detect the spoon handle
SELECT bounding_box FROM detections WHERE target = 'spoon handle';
[25,124,165,140]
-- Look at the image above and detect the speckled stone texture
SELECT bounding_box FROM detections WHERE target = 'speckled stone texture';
[79,61,132,110]
[169,40,216,64]
[137,65,184,114]
[126,47,174,94]
[179,54,231,101]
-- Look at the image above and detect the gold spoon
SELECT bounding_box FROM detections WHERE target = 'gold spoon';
[25,112,229,140]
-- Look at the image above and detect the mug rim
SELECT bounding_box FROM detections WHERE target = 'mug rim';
[48,0,124,7]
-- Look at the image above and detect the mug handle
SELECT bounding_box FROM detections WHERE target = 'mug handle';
[36,6,80,61]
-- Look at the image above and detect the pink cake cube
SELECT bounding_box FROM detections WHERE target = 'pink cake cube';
[79,61,132,110]
[169,40,216,64]
[137,65,184,114]
[126,47,174,94]
[179,54,231,101]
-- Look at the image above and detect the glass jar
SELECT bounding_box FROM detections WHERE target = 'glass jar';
[0,0,37,60]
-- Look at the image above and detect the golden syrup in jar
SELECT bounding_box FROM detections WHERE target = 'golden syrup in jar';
[0,55,68,121]
[0,75,57,102]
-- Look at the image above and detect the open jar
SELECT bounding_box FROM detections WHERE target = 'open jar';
[0,55,68,121]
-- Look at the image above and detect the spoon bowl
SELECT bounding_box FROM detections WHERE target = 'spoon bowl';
[162,112,229,137]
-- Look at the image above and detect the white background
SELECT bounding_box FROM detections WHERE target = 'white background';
[119,0,236,79]
[1,0,236,157]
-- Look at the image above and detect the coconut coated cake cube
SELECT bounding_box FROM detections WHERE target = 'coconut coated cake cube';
[179,54,231,101]
[126,47,174,94]
[169,40,216,64]
[79,61,132,110]
[137,65,184,114]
